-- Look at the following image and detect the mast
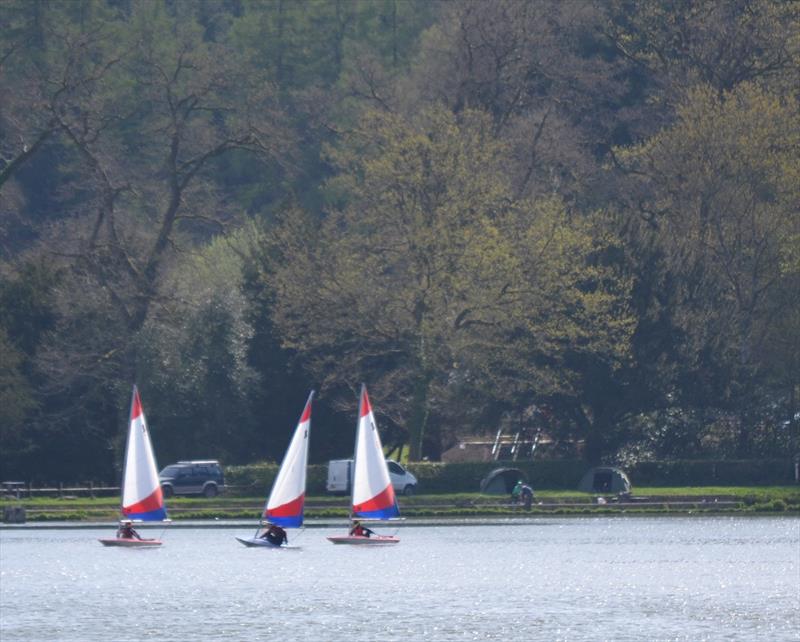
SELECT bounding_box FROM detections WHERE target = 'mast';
[349,384,365,520]
[118,384,137,521]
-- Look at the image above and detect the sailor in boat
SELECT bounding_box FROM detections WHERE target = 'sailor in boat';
[349,520,374,538]
[116,520,141,540]
[259,523,288,546]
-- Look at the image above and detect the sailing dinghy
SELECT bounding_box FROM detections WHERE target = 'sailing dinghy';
[328,385,400,545]
[99,385,168,547]
[236,391,313,548]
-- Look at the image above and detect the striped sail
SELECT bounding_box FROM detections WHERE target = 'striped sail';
[351,385,399,520]
[121,386,167,521]
[263,391,314,528]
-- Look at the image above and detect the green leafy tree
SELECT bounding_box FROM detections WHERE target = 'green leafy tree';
[269,105,633,460]
[406,0,636,210]
[136,232,260,465]
[0,327,37,475]
[0,261,58,477]
[1,2,293,478]
[602,0,799,98]
[617,82,799,455]
[269,106,514,459]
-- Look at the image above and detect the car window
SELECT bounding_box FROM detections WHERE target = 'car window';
[160,465,181,477]
[387,462,404,475]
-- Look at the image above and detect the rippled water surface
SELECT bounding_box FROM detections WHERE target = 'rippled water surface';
[1,516,798,641]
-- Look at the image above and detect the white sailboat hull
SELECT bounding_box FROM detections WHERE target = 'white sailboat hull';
[235,536,300,549]
[98,537,162,547]
[327,534,399,545]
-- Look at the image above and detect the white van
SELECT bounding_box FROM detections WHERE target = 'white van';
[326,459,418,496]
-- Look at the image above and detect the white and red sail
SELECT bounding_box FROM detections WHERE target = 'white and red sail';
[263,391,314,528]
[120,386,167,522]
[351,385,399,520]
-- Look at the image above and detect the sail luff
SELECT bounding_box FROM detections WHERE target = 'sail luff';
[348,384,364,518]
[117,385,137,518]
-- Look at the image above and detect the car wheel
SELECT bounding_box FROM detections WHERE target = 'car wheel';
[161,485,173,499]
[203,484,218,498]
[403,484,416,496]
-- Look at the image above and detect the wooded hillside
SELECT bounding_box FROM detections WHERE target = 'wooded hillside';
[1,0,797,481]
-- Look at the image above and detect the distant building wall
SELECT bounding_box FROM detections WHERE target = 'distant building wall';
[441,442,495,463]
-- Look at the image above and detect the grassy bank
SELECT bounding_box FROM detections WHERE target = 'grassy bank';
[2,486,798,522]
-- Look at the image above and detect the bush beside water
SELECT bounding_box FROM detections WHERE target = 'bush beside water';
[3,459,795,523]
[225,463,328,495]
[225,458,796,495]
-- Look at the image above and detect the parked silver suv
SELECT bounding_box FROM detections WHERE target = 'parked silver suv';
[159,460,224,498]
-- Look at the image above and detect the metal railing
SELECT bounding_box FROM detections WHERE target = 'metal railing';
[2,482,119,499]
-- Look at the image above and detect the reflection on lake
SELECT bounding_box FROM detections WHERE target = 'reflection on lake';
[1,516,798,641]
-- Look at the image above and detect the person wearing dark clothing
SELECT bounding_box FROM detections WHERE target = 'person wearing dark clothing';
[349,521,374,537]
[261,524,288,546]
[521,484,534,509]
[117,520,141,540]
[511,480,524,503]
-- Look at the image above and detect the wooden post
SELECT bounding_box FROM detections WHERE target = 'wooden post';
[58,482,63,499]
[89,481,95,499]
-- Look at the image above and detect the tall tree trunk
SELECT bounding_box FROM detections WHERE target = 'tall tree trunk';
[580,405,607,466]
[407,368,432,461]
[407,325,432,461]
[584,425,605,465]
[391,0,398,67]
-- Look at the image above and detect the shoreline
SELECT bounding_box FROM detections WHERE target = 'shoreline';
[3,487,798,524]
[3,506,799,528]
[2,512,799,530]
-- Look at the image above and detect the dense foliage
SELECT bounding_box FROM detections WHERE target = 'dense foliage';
[1,0,797,482]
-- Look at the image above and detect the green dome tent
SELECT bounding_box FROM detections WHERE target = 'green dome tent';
[480,468,527,494]
[578,467,631,493]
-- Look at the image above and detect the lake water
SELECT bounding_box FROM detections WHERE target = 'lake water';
[1,516,798,641]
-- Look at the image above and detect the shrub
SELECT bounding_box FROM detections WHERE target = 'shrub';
[225,458,796,495]
[628,459,794,486]
[224,463,327,496]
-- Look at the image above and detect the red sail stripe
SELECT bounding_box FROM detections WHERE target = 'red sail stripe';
[353,484,395,514]
[265,494,304,518]
[360,386,372,418]
[122,487,163,515]
[131,388,143,421]
[300,400,312,424]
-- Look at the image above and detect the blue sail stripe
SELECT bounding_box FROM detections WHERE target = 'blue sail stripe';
[266,513,303,528]
[353,503,400,520]
[126,507,167,522]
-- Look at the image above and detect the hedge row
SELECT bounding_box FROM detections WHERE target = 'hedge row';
[225,462,329,495]
[628,459,797,486]
[403,461,588,492]
[224,458,797,495]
